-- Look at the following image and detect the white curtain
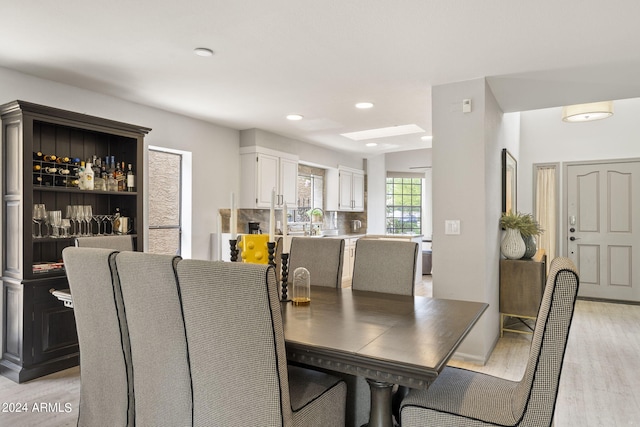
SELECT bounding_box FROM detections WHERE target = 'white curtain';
[535,166,557,267]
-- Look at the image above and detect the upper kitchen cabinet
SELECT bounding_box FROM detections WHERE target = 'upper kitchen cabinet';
[240,146,298,209]
[326,166,364,212]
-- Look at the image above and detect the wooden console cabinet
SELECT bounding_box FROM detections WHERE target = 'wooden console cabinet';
[499,250,546,336]
[1,101,149,382]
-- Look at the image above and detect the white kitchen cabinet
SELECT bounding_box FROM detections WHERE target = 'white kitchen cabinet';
[327,166,365,212]
[240,146,298,209]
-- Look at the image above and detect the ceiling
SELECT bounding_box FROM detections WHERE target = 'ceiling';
[2,1,640,155]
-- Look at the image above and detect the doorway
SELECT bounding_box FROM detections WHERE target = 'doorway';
[565,159,640,302]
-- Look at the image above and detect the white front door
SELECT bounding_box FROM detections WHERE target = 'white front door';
[566,160,640,302]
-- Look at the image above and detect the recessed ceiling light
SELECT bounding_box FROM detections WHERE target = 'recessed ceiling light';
[366,142,378,147]
[356,102,374,109]
[286,114,304,121]
[341,124,425,141]
[194,47,214,57]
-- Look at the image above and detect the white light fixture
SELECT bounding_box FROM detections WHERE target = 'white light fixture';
[286,114,304,121]
[355,102,374,109]
[421,135,432,141]
[365,142,378,147]
[194,47,214,57]
[341,124,425,141]
[562,101,613,122]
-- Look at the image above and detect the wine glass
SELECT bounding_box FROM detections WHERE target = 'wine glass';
[49,210,62,237]
[71,205,81,236]
[102,214,112,235]
[61,218,71,238]
[32,204,46,238]
[65,205,75,236]
[83,205,93,236]
[94,214,103,235]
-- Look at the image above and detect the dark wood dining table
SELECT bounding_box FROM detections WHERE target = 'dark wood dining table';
[281,286,488,427]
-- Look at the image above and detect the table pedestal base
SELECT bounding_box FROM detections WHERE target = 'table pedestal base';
[363,378,394,427]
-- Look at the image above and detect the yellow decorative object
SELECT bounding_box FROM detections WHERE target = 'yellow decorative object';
[238,234,270,264]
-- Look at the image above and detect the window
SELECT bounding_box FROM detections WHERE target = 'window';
[386,177,422,234]
[148,148,189,255]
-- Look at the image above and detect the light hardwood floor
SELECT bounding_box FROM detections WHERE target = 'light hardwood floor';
[1,276,638,426]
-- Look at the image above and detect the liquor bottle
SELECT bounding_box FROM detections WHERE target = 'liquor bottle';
[126,164,135,192]
[80,162,95,190]
[107,173,118,192]
[43,154,57,162]
[33,151,44,160]
[116,162,125,191]
[109,156,116,174]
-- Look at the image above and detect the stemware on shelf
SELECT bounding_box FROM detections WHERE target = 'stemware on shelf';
[32,204,46,238]
[49,210,62,237]
[83,205,93,236]
[61,218,71,238]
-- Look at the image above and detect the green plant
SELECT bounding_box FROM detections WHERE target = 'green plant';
[307,208,323,217]
[500,211,524,230]
[500,211,543,236]
[519,213,543,237]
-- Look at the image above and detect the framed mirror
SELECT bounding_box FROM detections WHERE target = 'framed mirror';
[502,149,517,214]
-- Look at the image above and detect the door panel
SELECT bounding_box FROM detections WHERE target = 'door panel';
[567,161,640,301]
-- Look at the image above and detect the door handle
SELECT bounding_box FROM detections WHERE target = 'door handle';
[569,236,580,241]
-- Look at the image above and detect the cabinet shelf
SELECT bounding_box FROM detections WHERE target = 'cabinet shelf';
[33,186,138,196]
[1,100,149,383]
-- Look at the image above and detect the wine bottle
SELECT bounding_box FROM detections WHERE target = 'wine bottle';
[43,154,57,162]
[33,151,44,160]
[126,164,135,192]
[33,164,42,172]
[56,156,71,164]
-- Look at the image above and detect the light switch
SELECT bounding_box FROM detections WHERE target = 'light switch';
[445,220,460,235]
[462,99,472,113]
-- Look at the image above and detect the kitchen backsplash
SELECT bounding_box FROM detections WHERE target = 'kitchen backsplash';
[219,208,366,236]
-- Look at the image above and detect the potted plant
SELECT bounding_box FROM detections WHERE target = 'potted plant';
[499,211,526,259]
[307,208,323,223]
[519,213,543,259]
[499,212,543,259]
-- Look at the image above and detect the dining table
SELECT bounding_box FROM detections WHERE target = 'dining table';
[281,286,488,427]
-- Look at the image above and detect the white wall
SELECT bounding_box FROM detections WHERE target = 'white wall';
[432,78,510,363]
[365,154,386,234]
[519,97,640,255]
[0,66,240,260]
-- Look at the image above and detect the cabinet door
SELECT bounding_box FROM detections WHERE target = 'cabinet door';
[256,153,279,208]
[279,157,298,207]
[339,171,353,211]
[352,172,365,212]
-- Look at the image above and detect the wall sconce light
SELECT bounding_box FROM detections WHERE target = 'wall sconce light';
[562,101,614,122]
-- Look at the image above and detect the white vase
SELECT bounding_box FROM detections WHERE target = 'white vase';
[501,228,526,259]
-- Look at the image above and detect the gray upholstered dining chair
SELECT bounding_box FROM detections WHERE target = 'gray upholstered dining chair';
[62,247,133,427]
[175,260,347,426]
[75,235,134,251]
[115,252,190,426]
[400,257,580,427]
[288,237,345,288]
[351,239,419,295]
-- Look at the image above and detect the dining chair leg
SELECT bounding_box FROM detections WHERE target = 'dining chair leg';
[364,378,394,427]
